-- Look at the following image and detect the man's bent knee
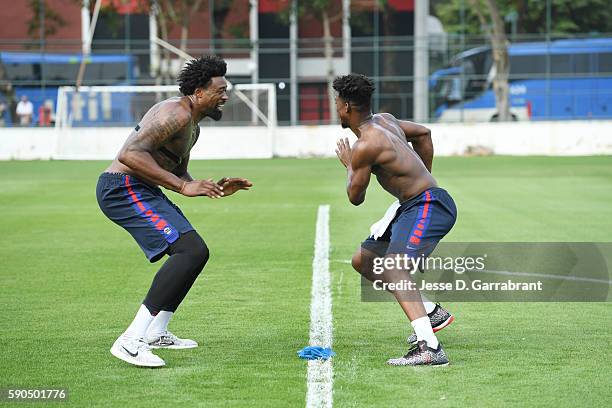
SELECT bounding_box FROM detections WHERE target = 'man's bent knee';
[188,234,209,269]
[351,250,362,272]
[190,233,209,263]
[169,231,210,266]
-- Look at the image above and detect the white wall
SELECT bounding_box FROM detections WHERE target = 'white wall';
[1,121,611,160]
[0,128,57,160]
[430,121,612,156]
[52,127,273,160]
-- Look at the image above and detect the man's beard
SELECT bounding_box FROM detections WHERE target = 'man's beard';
[208,108,223,121]
[341,120,348,129]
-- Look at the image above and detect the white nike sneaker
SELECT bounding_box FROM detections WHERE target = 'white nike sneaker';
[110,335,165,367]
[145,331,198,349]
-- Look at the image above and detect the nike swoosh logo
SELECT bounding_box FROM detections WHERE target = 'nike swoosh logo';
[122,346,138,357]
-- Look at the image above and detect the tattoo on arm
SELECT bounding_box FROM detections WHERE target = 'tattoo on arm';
[130,112,188,152]
[118,107,191,192]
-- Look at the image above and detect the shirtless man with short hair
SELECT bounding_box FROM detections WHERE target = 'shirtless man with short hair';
[97,55,252,367]
[333,73,457,366]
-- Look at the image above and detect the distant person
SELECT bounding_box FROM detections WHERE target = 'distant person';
[333,73,457,366]
[38,100,54,127]
[0,102,6,127]
[16,95,33,126]
[97,55,252,368]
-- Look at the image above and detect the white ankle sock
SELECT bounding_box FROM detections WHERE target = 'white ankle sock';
[420,294,436,314]
[411,316,439,349]
[123,304,155,339]
[146,311,174,338]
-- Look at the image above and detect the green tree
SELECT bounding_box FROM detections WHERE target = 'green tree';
[433,0,612,35]
[27,0,68,40]
[278,0,348,123]
[157,0,206,54]
[434,0,611,121]
[152,0,209,84]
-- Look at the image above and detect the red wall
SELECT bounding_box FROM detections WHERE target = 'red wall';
[161,0,250,41]
[0,0,81,42]
[0,0,410,47]
[299,1,343,39]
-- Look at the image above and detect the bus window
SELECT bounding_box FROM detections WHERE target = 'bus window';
[573,54,591,74]
[551,55,572,74]
[4,63,36,82]
[35,62,128,83]
[100,63,127,82]
[510,55,547,76]
[83,63,102,82]
[595,53,612,73]
[44,64,79,82]
[448,77,463,102]
[453,59,485,98]
[433,77,451,101]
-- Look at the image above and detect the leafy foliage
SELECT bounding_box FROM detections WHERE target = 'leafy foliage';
[26,0,67,39]
[433,0,612,35]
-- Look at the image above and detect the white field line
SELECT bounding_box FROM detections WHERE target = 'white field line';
[306,205,333,408]
[332,259,611,285]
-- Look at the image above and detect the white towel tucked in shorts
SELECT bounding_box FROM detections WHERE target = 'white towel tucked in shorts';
[369,201,401,239]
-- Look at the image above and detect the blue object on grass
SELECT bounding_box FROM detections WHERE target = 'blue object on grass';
[297,346,336,360]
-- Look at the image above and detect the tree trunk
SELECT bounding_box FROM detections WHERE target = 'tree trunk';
[322,10,338,123]
[180,22,188,55]
[181,0,204,57]
[470,0,511,121]
[156,9,172,85]
[381,4,397,114]
[485,0,510,121]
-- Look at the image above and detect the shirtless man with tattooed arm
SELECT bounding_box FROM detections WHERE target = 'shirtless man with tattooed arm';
[97,55,252,367]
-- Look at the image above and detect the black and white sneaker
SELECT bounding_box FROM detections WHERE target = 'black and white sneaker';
[407,303,454,344]
[110,335,165,367]
[146,331,198,349]
[387,340,449,367]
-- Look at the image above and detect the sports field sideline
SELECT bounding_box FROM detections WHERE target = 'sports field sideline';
[1,156,610,407]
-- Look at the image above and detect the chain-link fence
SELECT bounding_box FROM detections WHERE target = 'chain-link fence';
[1,32,611,126]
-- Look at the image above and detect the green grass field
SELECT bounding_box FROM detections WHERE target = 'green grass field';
[1,156,611,407]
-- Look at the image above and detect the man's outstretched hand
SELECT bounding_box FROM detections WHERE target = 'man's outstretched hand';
[335,137,352,168]
[217,177,253,196]
[181,179,225,198]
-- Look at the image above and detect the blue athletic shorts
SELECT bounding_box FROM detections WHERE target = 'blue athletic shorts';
[96,172,195,262]
[361,187,457,257]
